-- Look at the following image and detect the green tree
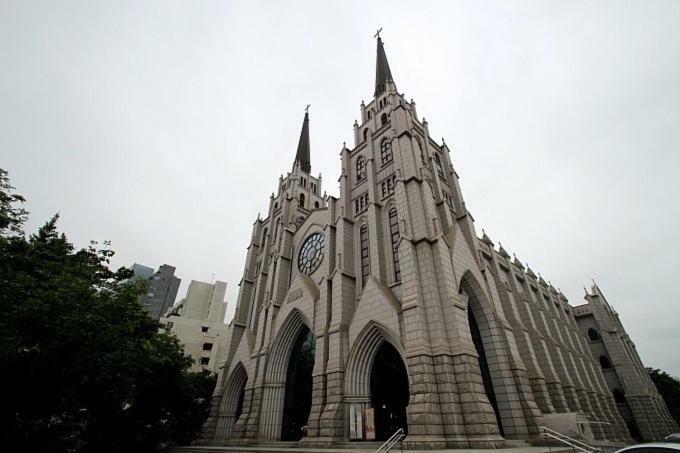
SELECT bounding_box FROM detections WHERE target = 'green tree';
[648,368,680,426]
[0,169,216,452]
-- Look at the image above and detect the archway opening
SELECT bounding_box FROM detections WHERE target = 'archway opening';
[468,307,504,436]
[281,326,316,441]
[370,341,409,441]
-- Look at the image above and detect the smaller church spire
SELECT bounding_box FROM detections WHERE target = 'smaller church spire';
[294,108,311,173]
[374,31,395,97]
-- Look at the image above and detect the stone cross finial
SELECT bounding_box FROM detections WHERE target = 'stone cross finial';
[374,27,383,39]
[305,104,310,113]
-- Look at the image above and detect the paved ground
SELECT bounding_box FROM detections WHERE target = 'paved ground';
[168,446,566,453]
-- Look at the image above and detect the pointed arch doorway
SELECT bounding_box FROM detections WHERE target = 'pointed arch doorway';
[370,341,409,441]
[281,326,316,441]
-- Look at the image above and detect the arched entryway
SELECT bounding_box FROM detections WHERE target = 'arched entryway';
[467,307,504,435]
[460,272,504,436]
[281,326,316,441]
[218,363,248,440]
[370,341,409,440]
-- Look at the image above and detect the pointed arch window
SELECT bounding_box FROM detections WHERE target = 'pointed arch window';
[360,225,370,288]
[434,153,446,179]
[299,193,305,208]
[416,137,426,162]
[261,228,268,247]
[588,328,601,342]
[356,156,367,183]
[599,355,613,370]
[363,128,369,142]
[381,113,388,125]
[380,139,393,165]
[389,208,401,282]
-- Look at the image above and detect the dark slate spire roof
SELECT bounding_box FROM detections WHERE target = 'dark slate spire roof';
[294,112,311,173]
[375,37,395,97]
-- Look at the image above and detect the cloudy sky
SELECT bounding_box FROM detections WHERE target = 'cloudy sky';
[2,1,679,376]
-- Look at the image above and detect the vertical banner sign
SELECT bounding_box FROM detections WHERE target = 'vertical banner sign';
[364,407,375,440]
[349,404,363,439]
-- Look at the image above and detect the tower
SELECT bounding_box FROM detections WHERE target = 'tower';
[197,35,668,449]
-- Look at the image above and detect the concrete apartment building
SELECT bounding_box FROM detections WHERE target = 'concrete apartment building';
[133,263,181,320]
[161,280,231,373]
[197,37,677,449]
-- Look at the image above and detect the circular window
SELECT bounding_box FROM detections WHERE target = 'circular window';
[298,233,325,275]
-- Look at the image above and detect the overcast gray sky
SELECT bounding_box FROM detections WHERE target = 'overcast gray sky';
[1,0,679,376]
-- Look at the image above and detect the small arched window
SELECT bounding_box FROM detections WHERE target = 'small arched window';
[274,202,279,210]
[381,113,388,125]
[434,153,446,179]
[356,156,367,182]
[261,228,268,247]
[299,193,305,208]
[360,225,370,288]
[613,388,626,404]
[367,110,372,119]
[599,355,613,370]
[388,208,401,282]
[380,139,393,165]
[588,328,601,342]
[416,137,426,162]
[363,128,369,142]
[314,201,320,209]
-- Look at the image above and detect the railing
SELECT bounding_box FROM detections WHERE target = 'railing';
[540,426,601,453]
[375,428,405,453]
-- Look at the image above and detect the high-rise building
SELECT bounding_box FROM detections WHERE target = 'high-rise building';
[133,263,181,320]
[161,280,230,373]
[197,37,677,449]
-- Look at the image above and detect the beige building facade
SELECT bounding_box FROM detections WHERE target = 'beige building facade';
[199,37,677,448]
[161,280,231,373]
[574,285,677,441]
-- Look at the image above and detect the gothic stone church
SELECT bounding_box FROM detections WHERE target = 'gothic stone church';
[199,37,678,449]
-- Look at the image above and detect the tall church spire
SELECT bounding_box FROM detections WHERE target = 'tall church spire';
[374,35,395,97]
[294,110,311,173]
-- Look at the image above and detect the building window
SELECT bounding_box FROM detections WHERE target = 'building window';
[360,225,370,288]
[613,388,626,404]
[311,182,317,194]
[355,193,369,215]
[274,202,279,210]
[599,355,612,370]
[356,156,367,182]
[261,228,267,247]
[363,128,369,142]
[381,113,388,125]
[368,110,372,119]
[200,357,210,365]
[381,174,396,198]
[416,137,426,162]
[314,201,320,208]
[389,208,401,282]
[201,326,209,333]
[434,153,446,179]
[588,328,601,342]
[299,193,305,208]
[380,139,393,165]
[203,343,213,351]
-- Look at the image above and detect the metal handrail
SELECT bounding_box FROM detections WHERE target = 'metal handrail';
[540,426,600,453]
[375,428,405,453]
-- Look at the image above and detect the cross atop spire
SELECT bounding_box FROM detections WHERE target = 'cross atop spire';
[294,109,311,173]
[374,33,395,97]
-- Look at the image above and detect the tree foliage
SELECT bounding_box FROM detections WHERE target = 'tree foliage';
[648,368,680,426]
[0,169,216,452]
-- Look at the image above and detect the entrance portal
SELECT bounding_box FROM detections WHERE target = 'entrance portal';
[281,326,316,441]
[468,308,504,435]
[370,341,409,441]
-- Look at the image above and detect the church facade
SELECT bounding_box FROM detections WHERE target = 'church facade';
[199,37,677,449]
